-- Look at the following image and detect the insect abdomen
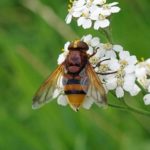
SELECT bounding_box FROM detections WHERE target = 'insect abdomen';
[63,77,88,110]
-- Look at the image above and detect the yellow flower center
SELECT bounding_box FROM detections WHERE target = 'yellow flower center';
[90,57,99,65]
[119,60,128,69]
[99,14,106,20]
[82,11,89,18]
[99,64,109,72]
[103,4,110,9]
[117,78,124,86]
[103,43,112,50]
[116,69,125,86]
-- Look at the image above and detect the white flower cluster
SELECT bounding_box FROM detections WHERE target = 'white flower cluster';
[57,34,150,109]
[65,0,120,29]
[135,59,150,105]
[81,35,141,98]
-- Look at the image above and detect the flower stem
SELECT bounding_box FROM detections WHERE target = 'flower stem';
[108,103,128,110]
[109,92,150,117]
[136,81,147,95]
[123,98,150,117]
[102,27,113,44]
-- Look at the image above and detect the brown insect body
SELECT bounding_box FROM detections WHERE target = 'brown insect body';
[63,41,89,111]
[32,40,107,111]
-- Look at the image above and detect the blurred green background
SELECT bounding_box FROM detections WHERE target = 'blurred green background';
[0,0,150,150]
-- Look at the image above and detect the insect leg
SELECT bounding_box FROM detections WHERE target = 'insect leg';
[88,47,99,58]
[94,58,111,68]
[96,71,117,75]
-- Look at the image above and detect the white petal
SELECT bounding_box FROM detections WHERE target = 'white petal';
[129,84,141,96]
[82,97,94,109]
[57,95,68,106]
[89,5,99,13]
[105,50,116,58]
[94,20,101,30]
[110,6,121,13]
[116,86,124,98]
[82,34,92,43]
[106,78,117,90]
[143,94,150,105]
[123,74,136,91]
[90,9,100,20]
[124,65,135,74]
[119,51,130,60]
[100,8,111,16]
[99,19,110,28]
[135,67,146,78]
[77,17,85,26]
[65,14,72,24]
[72,11,82,17]
[82,19,92,29]
[57,53,66,64]
[75,0,85,7]
[113,45,123,52]
[108,58,120,71]
[95,48,105,58]
[91,37,100,47]
[87,46,93,55]
[64,42,70,51]
[127,55,137,65]
[94,19,110,29]
[146,58,150,64]
[93,0,106,5]
[109,2,119,7]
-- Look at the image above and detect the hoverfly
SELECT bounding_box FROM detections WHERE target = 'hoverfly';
[32,40,107,111]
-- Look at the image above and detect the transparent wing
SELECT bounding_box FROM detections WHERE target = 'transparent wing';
[86,63,107,107]
[32,64,64,109]
[79,68,89,93]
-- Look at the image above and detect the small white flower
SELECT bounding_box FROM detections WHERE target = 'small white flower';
[100,50,139,98]
[99,2,121,17]
[135,59,150,90]
[77,8,92,29]
[65,0,86,24]
[82,34,100,54]
[94,16,110,29]
[65,0,121,30]
[96,43,123,58]
[77,17,92,29]
[135,59,150,105]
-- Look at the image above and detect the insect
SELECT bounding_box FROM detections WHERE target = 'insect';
[32,40,107,111]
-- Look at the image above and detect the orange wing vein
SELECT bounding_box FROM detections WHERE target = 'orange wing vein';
[32,64,64,109]
[86,63,107,107]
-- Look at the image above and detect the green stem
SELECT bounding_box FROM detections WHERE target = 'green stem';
[109,92,150,117]
[108,103,128,110]
[102,27,113,44]
[123,98,150,117]
[136,80,147,95]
